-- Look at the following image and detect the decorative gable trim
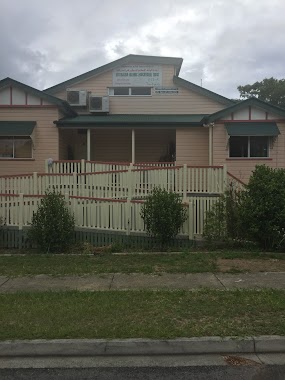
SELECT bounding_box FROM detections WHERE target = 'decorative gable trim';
[44,54,183,95]
[0,78,76,117]
[205,97,285,123]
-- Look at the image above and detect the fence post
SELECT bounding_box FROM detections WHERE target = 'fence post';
[18,193,24,230]
[222,164,227,193]
[81,159,85,174]
[188,200,194,240]
[73,172,77,196]
[126,199,131,235]
[128,163,134,199]
[44,159,49,173]
[183,164,187,201]
[33,172,38,195]
[64,193,69,203]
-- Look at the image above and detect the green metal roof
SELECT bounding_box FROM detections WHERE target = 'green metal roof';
[0,78,76,117]
[0,121,36,136]
[205,97,285,123]
[225,122,280,136]
[55,114,207,127]
[173,76,234,106]
[44,55,183,95]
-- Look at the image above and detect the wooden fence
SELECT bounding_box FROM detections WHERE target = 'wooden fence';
[0,165,227,198]
[0,193,220,239]
[45,159,176,174]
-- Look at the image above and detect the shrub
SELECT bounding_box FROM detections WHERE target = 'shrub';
[240,165,285,250]
[203,182,244,243]
[28,190,75,253]
[141,187,187,249]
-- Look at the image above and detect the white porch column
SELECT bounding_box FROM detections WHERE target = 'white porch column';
[131,129,135,164]
[209,125,213,166]
[87,129,91,161]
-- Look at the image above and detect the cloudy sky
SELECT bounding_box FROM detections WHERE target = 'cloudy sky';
[1,0,284,98]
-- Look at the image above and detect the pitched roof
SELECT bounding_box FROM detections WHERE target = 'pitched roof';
[205,97,285,123]
[173,76,234,106]
[44,54,183,95]
[55,114,207,127]
[0,77,76,117]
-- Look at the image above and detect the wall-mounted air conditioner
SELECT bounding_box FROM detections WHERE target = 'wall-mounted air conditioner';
[89,95,109,113]
[66,89,87,106]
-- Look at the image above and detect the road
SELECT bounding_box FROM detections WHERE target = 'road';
[1,365,285,379]
[0,355,284,380]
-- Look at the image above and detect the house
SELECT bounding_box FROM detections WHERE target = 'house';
[0,54,285,182]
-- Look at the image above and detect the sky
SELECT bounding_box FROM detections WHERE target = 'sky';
[1,0,285,99]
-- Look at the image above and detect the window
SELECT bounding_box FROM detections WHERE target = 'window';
[109,87,152,96]
[229,136,269,158]
[113,88,129,96]
[131,87,151,96]
[0,136,33,158]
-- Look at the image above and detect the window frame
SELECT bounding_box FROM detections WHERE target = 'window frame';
[0,136,33,159]
[108,87,152,97]
[228,136,270,159]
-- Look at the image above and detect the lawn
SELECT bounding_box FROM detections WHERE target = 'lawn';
[0,289,284,340]
[0,250,284,277]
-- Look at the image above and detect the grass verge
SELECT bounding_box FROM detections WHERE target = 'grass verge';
[0,289,284,340]
[0,250,284,277]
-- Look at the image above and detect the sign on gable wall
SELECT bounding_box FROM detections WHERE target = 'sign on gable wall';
[113,65,162,87]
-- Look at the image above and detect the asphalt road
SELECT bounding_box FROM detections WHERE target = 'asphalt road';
[1,365,285,380]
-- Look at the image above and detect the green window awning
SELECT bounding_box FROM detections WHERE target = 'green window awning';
[0,121,36,136]
[225,122,280,136]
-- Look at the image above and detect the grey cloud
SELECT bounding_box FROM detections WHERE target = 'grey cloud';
[0,0,285,99]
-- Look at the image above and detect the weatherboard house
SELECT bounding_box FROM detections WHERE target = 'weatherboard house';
[0,54,284,182]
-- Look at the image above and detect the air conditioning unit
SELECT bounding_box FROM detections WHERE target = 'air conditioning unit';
[66,89,87,106]
[89,95,109,113]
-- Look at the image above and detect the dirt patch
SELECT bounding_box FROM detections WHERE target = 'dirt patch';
[217,258,285,273]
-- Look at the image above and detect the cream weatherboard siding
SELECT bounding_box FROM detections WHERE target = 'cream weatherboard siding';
[0,107,59,175]
[54,63,225,115]
[212,122,285,183]
[176,127,209,166]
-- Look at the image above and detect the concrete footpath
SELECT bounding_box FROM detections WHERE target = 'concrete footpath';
[0,272,284,292]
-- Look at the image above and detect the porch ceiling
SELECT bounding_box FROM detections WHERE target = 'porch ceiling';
[55,114,208,128]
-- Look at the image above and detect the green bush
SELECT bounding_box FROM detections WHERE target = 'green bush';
[240,165,285,250]
[141,187,187,249]
[203,183,244,243]
[28,190,75,253]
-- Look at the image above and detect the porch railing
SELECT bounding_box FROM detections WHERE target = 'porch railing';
[0,165,227,198]
[45,159,176,174]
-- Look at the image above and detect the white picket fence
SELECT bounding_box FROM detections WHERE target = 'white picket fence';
[0,165,227,198]
[0,193,220,238]
[45,159,176,174]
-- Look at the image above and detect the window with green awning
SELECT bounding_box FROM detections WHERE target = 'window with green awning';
[0,122,35,159]
[0,121,36,136]
[225,122,280,136]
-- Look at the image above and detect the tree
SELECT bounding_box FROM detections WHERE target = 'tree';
[237,77,285,109]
